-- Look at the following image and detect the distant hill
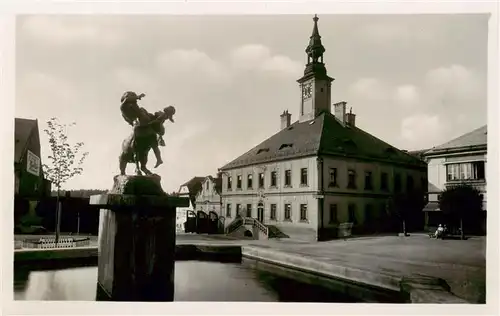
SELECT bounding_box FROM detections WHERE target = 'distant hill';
[51,189,108,198]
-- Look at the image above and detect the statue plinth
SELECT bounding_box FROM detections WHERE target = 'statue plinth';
[90,175,189,301]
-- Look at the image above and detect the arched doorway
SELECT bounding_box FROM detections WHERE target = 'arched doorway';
[208,211,219,234]
[196,211,209,234]
[257,202,264,223]
[185,210,197,233]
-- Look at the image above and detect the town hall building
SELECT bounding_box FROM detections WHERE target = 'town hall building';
[218,15,427,241]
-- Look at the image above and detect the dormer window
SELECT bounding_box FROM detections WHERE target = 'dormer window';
[385,147,396,154]
[342,139,356,147]
[257,148,269,154]
[279,143,293,150]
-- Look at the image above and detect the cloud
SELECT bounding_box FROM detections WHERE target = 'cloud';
[358,21,435,45]
[348,77,389,101]
[156,49,231,85]
[19,16,123,46]
[424,64,483,100]
[400,114,450,150]
[16,72,78,121]
[393,84,420,109]
[114,67,158,92]
[230,44,302,77]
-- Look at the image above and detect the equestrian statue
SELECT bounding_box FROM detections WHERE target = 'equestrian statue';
[119,91,176,176]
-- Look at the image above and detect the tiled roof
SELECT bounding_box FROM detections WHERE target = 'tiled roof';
[202,175,223,195]
[181,176,205,188]
[14,118,38,163]
[220,112,426,171]
[425,125,487,155]
[179,176,205,205]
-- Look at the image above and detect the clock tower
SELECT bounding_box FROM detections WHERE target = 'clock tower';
[297,15,334,123]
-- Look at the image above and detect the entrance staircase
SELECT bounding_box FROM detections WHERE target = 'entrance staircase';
[225,217,289,240]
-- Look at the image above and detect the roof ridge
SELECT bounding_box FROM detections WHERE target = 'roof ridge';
[427,124,487,152]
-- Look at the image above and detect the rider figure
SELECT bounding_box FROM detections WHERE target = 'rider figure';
[120,91,174,168]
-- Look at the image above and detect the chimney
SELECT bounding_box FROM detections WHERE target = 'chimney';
[346,107,356,127]
[333,101,347,124]
[280,110,291,130]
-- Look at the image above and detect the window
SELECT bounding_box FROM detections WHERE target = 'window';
[227,177,232,190]
[279,143,293,150]
[226,204,232,217]
[365,204,373,223]
[364,171,373,190]
[380,172,388,191]
[300,168,308,186]
[271,171,277,187]
[270,204,277,220]
[394,174,402,193]
[347,169,356,189]
[406,175,414,192]
[300,204,308,221]
[258,173,264,188]
[247,174,253,189]
[348,203,357,224]
[446,161,485,181]
[246,204,252,217]
[206,181,209,190]
[329,168,338,187]
[236,204,241,216]
[329,204,338,224]
[284,204,291,220]
[237,175,242,189]
[285,170,292,186]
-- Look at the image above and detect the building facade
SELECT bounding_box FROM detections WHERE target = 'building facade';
[14,118,51,231]
[218,16,427,241]
[422,126,487,233]
[194,176,222,217]
[176,177,205,233]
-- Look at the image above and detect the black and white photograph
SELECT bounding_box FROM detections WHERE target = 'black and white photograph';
[2,1,498,315]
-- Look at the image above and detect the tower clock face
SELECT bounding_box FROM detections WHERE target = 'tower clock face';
[302,82,312,100]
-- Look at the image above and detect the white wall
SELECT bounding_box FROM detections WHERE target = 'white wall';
[195,177,222,216]
[221,157,319,240]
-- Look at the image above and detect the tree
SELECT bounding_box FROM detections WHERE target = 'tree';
[388,190,426,236]
[43,118,89,244]
[439,184,483,240]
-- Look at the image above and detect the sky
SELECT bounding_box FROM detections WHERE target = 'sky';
[15,14,489,192]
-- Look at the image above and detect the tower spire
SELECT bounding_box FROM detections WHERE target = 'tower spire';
[306,14,326,65]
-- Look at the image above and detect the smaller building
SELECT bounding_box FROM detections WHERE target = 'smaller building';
[194,175,223,218]
[422,125,487,233]
[176,177,205,232]
[14,118,51,230]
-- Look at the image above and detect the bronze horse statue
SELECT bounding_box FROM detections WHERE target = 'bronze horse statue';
[119,125,157,176]
[119,103,176,176]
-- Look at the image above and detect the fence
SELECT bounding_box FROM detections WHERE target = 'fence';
[20,237,91,249]
[337,222,354,239]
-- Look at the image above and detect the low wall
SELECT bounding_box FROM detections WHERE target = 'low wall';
[14,245,241,264]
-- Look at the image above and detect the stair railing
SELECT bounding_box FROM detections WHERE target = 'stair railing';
[243,217,269,237]
[225,217,243,234]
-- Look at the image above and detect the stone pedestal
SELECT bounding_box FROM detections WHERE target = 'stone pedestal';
[90,175,188,301]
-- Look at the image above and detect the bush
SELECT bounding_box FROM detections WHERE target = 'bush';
[439,183,483,239]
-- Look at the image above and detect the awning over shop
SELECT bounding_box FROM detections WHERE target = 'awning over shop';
[423,201,440,212]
